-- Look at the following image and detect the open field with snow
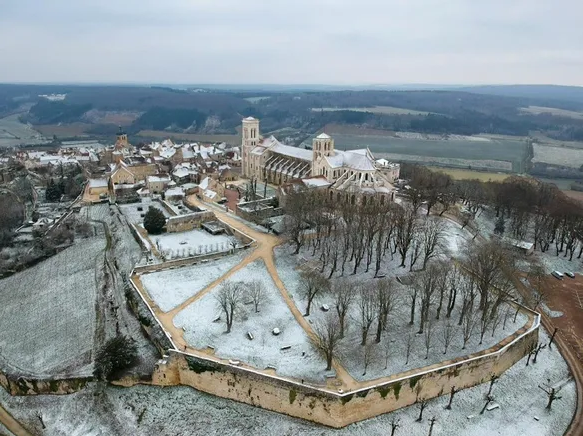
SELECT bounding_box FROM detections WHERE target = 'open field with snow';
[0,329,574,436]
[0,114,47,148]
[311,124,527,172]
[312,106,435,116]
[532,144,583,169]
[174,259,328,382]
[520,105,583,120]
[140,252,245,312]
[0,238,103,377]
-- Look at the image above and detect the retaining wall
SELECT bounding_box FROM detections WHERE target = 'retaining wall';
[151,313,539,428]
[0,370,90,396]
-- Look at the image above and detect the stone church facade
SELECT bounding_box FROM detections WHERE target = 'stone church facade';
[241,117,399,203]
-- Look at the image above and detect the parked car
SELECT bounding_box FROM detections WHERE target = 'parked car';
[565,272,575,278]
[551,271,564,280]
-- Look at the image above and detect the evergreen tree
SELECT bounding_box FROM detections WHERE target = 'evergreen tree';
[143,206,166,234]
[45,179,61,202]
[94,336,138,381]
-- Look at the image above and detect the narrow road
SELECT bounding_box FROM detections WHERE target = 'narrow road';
[0,404,31,436]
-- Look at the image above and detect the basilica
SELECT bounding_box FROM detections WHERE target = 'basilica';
[241,117,399,202]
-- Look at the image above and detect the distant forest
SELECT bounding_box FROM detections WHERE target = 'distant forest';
[1,83,583,141]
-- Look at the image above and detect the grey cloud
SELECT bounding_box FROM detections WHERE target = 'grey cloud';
[0,0,581,85]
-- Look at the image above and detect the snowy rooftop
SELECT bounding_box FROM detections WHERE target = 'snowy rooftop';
[270,141,312,161]
[302,177,332,188]
[316,132,331,139]
[148,175,171,183]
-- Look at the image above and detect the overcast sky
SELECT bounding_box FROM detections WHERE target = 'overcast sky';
[1,0,581,85]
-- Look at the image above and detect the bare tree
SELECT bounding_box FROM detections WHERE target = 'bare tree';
[390,418,401,436]
[548,327,559,350]
[404,330,414,365]
[532,342,547,364]
[480,394,494,414]
[395,205,419,267]
[487,374,499,397]
[442,322,455,354]
[428,416,437,436]
[421,217,446,270]
[374,278,397,343]
[383,336,392,369]
[358,286,378,345]
[539,385,563,410]
[416,399,428,422]
[215,281,243,333]
[423,319,433,359]
[461,300,478,350]
[409,234,423,272]
[528,261,547,311]
[300,270,329,316]
[247,280,265,313]
[478,307,492,345]
[362,342,374,376]
[414,265,439,334]
[445,386,458,410]
[311,314,343,371]
[332,279,353,338]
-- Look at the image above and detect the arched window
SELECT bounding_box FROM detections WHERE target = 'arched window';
[362,196,367,205]
[337,192,341,202]
[380,195,385,204]
[351,195,355,205]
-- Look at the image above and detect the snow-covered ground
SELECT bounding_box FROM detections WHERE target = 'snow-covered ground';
[0,329,574,436]
[152,229,238,258]
[80,203,143,274]
[174,259,328,382]
[274,242,528,382]
[140,252,245,312]
[0,238,103,377]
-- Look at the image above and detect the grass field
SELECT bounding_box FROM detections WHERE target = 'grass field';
[317,123,528,171]
[427,167,511,181]
[312,106,435,115]
[520,106,583,120]
[137,130,240,144]
[330,134,525,171]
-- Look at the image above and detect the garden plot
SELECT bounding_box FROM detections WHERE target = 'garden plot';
[174,259,328,382]
[274,235,528,382]
[0,329,574,436]
[140,252,245,312]
[152,229,238,259]
[118,198,170,225]
[0,238,103,377]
